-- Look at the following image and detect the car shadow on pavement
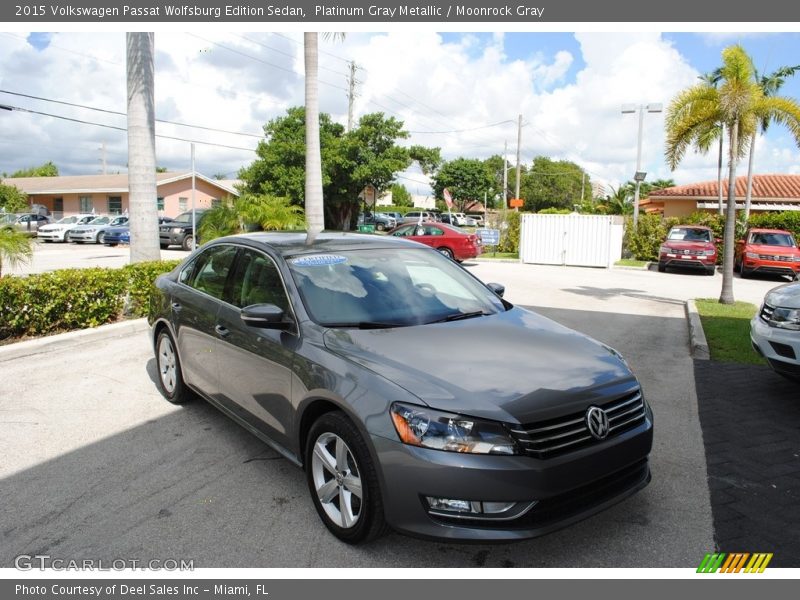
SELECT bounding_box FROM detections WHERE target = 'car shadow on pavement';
[693,360,800,567]
[561,286,685,306]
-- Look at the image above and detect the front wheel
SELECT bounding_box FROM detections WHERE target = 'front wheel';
[306,412,388,544]
[97,231,105,244]
[155,330,193,404]
[740,267,752,279]
[657,261,666,273]
[181,235,194,251]
[376,223,386,232]
[63,231,71,243]
[705,266,716,276]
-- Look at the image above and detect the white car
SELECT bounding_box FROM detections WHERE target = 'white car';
[37,214,97,242]
[69,215,129,244]
[751,281,800,381]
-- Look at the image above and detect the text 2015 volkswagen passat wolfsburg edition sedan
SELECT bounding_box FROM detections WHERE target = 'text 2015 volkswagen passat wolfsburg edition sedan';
[149,233,653,543]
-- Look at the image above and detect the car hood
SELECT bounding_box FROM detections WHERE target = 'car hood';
[322,307,637,424]
[747,243,800,256]
[663,240,714,251]
[765,282,800,309]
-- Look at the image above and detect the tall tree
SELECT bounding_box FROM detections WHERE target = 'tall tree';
[431,158,494,212]
[743,64,800,220]
[126,32,160,262]
[6,161,59,178]
[699,71,725,216]
[666,44,800,304]
[0,182,29,213]
[519,156,589,212]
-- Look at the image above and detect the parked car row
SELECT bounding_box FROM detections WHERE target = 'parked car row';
[658,224,800,281]
[37,215,129,244]
[1,212,51,234]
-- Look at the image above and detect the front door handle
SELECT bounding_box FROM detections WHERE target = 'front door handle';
[171,302,182,312]
[214,324,230,338]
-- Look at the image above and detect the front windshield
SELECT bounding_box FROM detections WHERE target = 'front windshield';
[110,216,127,225]
[287,248,507,327]
[87,217,110,225]
[668,227,711,242]
[57,216,78,224]
[172,213,196,224]
[750,232,796,247]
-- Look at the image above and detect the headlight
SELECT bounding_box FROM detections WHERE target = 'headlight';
[390,403,518,455]
[659,245,671,253]
[172,227,184,233]
[746,252,758,259]
[703,249,715,256]
[770,307,800,331]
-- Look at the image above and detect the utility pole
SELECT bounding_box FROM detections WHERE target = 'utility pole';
[98,141,107,174]
[191,143,196,251]
[503,140,508,209]
[622,103,662,226]
[346,60,360,132]
[515,114,522,211]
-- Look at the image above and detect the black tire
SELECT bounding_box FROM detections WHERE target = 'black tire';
[706,266,716,276]
[160,243,169,250]
[63,231,71,243]
[437,247,454,260]
[657,262,666,273]
[106,243,118,247]
[376,223,386,232]
[154,330,193,404]
[740,266,752,279]
[181,235,194,251]
[97,231,105,244]
[305,412,388,544]
[734,258,742,273]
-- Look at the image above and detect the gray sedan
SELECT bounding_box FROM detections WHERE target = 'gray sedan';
[148,233,653,544]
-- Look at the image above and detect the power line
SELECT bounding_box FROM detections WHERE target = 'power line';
[233,33,350,78]
[407,119,516,134]
[2,104,256,152]
[0,89,265,139]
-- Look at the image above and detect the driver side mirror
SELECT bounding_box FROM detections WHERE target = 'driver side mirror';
[487,282,505,298]
[241,303,292,330]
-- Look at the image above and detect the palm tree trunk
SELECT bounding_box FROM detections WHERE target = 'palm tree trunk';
[126,32,160,262]
[743,131,756,221]
[716,134,724,216]
[304,32,324,243]
[719,120,739,305]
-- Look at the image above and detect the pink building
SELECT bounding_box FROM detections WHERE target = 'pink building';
[2,172,239,219]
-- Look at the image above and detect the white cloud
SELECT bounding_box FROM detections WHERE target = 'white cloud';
[1,30,798,196]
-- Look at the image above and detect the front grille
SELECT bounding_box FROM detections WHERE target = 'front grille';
[758,254,794,262]
[509,390,646,458]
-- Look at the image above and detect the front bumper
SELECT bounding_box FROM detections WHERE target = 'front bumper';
[69,231,98,242]
[371,409,653,541]
[659,253,716,271]
[743,257,800,278]
[37,230,66,241]
[751,315,800,377]
[159,231,186,245]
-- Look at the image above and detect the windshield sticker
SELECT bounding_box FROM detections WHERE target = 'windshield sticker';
[291,254,348,267]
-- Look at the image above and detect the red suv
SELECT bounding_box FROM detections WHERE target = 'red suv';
[736,228,800,280]
[658,225,717,275]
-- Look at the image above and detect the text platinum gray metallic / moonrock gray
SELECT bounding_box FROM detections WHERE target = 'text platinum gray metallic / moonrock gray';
[148,232,653,544]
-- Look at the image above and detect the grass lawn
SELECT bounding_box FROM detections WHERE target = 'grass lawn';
[615,259,649,267]
[694,298,766,365]
[477,252,519,259]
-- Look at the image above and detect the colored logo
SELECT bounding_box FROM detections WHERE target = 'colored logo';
[697,553,773,573]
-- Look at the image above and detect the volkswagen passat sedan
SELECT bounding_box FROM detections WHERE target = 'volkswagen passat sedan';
[149,233,653,543]
[69,215,129,244]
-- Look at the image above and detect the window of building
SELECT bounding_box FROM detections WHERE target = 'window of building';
[108,196,122,214]
[79,196,93,213]
[179,197,188,212]
[211,198,221,207]
[53,198,64,214]
[157,197,164,211]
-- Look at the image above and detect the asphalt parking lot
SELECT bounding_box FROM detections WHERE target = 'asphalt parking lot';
[0,248,795,567]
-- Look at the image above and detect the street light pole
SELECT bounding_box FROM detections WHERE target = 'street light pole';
[622,103,662,226]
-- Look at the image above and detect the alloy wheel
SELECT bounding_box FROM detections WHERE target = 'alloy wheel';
[310,432,363,529]
[157,335,177,394]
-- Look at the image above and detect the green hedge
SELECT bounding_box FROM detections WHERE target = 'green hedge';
[0,260,180,340]
[747,211,800,238]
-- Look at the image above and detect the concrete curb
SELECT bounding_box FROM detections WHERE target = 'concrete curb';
[472,258,521,264]
[0,318,150,363]
[685,299,710,360]
[613,262,652,271]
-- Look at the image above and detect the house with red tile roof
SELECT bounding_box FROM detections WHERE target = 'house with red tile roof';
[644,174,800,218]
[1,172,238,219]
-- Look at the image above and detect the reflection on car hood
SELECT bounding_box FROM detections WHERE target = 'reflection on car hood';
[322,307,636,424]
[766,282,800,309]
[747,243,799,255]
[664,240,714,251]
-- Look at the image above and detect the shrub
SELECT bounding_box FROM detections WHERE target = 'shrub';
[0,260,180,340]
[498,210,521,253]
[747,211,800,239]
[624,214,668,261]
[538,207,572,214]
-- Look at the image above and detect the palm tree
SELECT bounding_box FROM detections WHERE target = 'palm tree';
[666,44,800,304]
[649,178,676,190]
[698,71,725,216]
[0,228,33,277]
[600,184,634,215]
[126,32,160,262]
[743,64,800,220]
[199,195,305,243]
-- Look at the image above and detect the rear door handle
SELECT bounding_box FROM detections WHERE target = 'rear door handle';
[214,325,230,338]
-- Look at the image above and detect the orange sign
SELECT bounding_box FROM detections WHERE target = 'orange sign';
[509,198,524,208]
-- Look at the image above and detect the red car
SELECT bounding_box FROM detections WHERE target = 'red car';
[388,222,482,261]
[658,225,717,275]
[736,228,800,280]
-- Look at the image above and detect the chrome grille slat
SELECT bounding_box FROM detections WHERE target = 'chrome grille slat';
[509,389,646,458]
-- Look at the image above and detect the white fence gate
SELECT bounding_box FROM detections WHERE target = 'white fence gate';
[519,214,624,268]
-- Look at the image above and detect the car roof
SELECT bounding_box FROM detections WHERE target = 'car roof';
[748,228,792,234]
[671,225,712,230]
[210,231,426,257]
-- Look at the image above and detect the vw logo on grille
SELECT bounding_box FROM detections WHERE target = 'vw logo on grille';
[683,249,690,255]
[585,406,610,440]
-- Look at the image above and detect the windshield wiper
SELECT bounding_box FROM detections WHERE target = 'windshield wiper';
[427,310,490,324]
[323,321,407,329]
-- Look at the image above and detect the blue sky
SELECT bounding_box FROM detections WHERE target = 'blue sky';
[2,31,800,194]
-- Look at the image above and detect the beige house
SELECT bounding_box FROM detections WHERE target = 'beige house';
[645,174,800,218]
[2,172,239,219]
